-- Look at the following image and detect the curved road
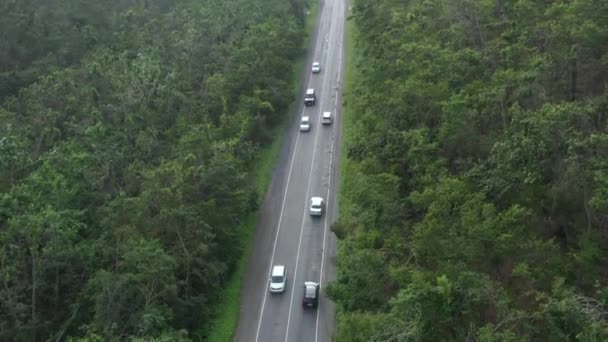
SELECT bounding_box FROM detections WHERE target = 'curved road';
[235,0,347,341]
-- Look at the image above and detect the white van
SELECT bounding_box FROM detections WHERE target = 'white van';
[269,265,287,293]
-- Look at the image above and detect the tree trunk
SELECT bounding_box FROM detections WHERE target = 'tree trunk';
[31,250,37,342]
[569,57,577,101]
[583,182,592,233]
[176,229,191,299]
[54,266,60,308]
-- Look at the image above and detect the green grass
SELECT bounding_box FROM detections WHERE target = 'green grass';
[202,115,287,341]
[203,2,319,341]
[337,13,358,212]
[201,206,262,342]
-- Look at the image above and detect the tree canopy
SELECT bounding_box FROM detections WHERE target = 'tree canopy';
[0,0,307,340]
[331,0,608,340]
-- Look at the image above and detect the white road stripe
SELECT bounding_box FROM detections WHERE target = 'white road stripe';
[254,1,330,341]
[254,122,301,342]
[284,2,337,341]
[315,0,345,340]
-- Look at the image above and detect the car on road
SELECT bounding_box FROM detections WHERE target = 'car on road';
[304,88,316,106]
[300,116,311,132]
[269,265,287,293]
[309,197,324,216]
[302,281,320,308]
[312,62,321,73]
[321,111,332,125]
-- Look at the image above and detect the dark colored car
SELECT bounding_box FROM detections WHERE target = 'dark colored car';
[302,281,320,308]
[304,88,316,106]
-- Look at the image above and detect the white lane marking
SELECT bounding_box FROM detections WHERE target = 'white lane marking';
[254,123,301,342]
[315,119,336,342]
[284,6,336,342]
[283,111,322,342]
[315,0,346,341]
[254,2,330,341]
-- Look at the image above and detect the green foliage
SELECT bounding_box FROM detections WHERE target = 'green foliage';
[86,238,177,338]
[333,312,394,342]
[333,0,608,340]
[0,0,307,340]
[328,241,392,312]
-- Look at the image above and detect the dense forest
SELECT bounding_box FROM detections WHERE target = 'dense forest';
[0,0,307,340]
[330,0,608,340]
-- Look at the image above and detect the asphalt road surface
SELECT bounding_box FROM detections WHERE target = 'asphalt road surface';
[234,0,347,341]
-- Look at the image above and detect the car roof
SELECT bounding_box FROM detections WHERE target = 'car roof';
[304,282,319,297]
[272,265,285,276]
[323,111,331,117]
[306,88,315,94]
[311,197,323,205]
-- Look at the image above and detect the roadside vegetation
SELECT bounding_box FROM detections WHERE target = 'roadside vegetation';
[0,0,308,340]
[330,0,608,340]
[204,3,319,340]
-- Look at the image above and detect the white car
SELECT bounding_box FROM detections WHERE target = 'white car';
[312,62,321,73]
[300,116,311,132]
[269,265,287,293]
[309,197,324,216]
[321,111,332,125]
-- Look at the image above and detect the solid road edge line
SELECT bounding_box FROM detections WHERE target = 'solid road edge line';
[254,125,302,342]
[315,0,345,340]
[284,8,336,342]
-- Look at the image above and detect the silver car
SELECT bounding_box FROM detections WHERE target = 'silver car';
[312,62,321,73]
[300,116,311,132]
[321,111,332,125]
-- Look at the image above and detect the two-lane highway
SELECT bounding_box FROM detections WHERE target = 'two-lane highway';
[235,0,346,341]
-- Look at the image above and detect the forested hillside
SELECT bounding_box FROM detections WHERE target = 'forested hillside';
[331,0,608,340]
[0,0,307,340]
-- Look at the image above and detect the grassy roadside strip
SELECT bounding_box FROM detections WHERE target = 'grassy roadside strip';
[337,12,358,224]
[203,2,319,341]
[333,10,358,326]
